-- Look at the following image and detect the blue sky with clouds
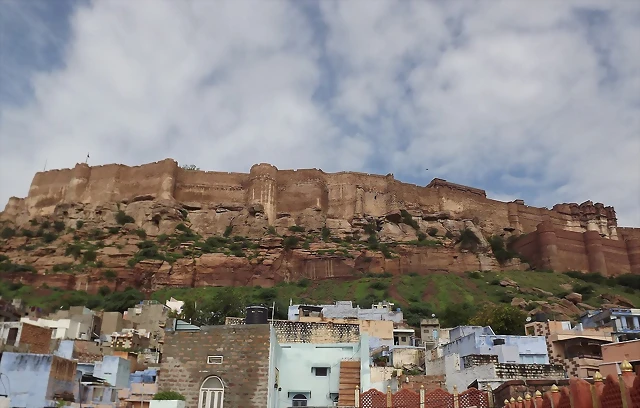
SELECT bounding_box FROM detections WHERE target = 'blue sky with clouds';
[0,0,638,226]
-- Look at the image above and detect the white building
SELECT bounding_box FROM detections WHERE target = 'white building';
[20,317,91,340]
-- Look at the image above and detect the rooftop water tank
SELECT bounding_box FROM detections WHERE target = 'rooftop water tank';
[245,305,269,324]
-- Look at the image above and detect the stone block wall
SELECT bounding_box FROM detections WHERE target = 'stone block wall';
[159,325,271,408]
[20,322,53,354]
[512,221,640,275]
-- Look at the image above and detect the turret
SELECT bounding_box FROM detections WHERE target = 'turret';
[248,163,278,223]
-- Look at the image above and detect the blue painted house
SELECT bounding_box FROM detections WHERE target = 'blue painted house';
[0,352,77,408]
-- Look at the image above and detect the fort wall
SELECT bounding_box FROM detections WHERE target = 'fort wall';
[512,221,640,276]
[3,159,620,238]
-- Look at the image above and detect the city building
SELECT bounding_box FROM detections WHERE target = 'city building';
[599,339,640,377]
[0,321,53,353]
[580,308,640,342]
[420,318,441,349]
[124,300,169,350]
[289,300,404,323]
[0,352,77,408]
[525,320,613,378]
[425,326,564,391]
[442,326,549,364]
[160,308,370,408]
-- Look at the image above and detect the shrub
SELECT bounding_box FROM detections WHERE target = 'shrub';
[102,270,117,280]
[400,210,419,230]
[157,234,169,243]
[83,250,97,263]
[115,211,135,225]
[107,226,121,235]
[135,229,147,239]
[297,278,310,287]
[0,255,8,262]
[267,226,277,235]
[321,227,331,241]
[380,244,393,259]
[76,220,85,229]
[20,229,34,238]
[364,222,377,235]
[42,232,58,243]
[417,232,427,242]
[490,279,501,286]
[223,225,233,237]
[88,228,106,240]
[95,260,104,268]
[488,235,516,264]
[53,221,66,232]
[41,220,51,229]
[369,281,388,290]
[29,219,39,226]
[367,234,379,250]
[283,236,299,250]
[458,229,481,252]
[574,284,595,295]
[176,223,189,232]
[468,271,482,279]
[445,231,455,239]
[98,286,111,296]
[0,261,36,274]
[52,263,73,273]
[427,227,438,237]
[35,228,44,237]
[1,227,16,239]
[289,225,305,233]
[153,391,186,401]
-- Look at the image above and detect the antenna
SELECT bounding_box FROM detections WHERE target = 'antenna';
[526,317,532,322]
[43,159,47,172]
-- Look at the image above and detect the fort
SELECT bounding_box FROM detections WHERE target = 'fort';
[1,158,639,279]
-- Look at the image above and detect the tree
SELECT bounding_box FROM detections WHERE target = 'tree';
[438,302,475,328]
[181,164,200,171]
[180,289,246,326]
[469,304,527,335]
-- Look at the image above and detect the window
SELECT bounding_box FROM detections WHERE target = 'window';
[314,367,328,376]
[292,394,307,407]
[401,336,407,342]
[198,376,224,408]
[207,355,223,364]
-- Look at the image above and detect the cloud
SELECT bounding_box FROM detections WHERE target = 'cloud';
[0,0,638,226]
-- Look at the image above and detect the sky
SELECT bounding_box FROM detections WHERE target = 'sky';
[0,0,638,226]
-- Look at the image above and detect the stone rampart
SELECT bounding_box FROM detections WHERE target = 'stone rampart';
[512,221,640,275]
[2,159,619,237]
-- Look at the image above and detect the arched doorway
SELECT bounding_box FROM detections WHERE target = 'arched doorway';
[198,376,224,408]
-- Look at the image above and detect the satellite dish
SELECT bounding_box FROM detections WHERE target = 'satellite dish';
[526,317,532,322]
[432,314,436,318]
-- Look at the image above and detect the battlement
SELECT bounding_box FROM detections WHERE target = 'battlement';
[1,159,621,235]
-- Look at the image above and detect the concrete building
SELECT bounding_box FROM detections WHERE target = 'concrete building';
[101,311,127,335]
[161,311,370,408]
[20,316,93,340]
[599,339,640,377]
[525,320,613,378]
[442,326,549,364]
[0,352,77,408]
[420,318,441,349]
[580,308,640,342]
[289,300,403,323]
[0,321,53,353]
[111,330,151,351]
[165,297,184,314]
[426,325,563,391]
[124,300,169,350]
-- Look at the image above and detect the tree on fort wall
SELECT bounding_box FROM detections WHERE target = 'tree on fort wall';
[181,164,199,171]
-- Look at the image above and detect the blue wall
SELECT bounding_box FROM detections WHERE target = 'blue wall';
[272,334,369,408]
[93,356,130,388]
[442,327,549,364]
[0,353,73,408]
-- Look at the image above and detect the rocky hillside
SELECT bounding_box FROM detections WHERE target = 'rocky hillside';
[0,199,533,293]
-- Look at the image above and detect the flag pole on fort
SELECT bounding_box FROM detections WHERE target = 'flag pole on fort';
[85,152,90,164]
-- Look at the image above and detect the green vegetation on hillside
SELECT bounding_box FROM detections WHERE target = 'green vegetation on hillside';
[2,268,637,333]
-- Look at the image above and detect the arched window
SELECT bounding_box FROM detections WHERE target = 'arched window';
[292,393,307,407]
[198,376,224,408]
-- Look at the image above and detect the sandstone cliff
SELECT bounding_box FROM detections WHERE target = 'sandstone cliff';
[0,160,638,294]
